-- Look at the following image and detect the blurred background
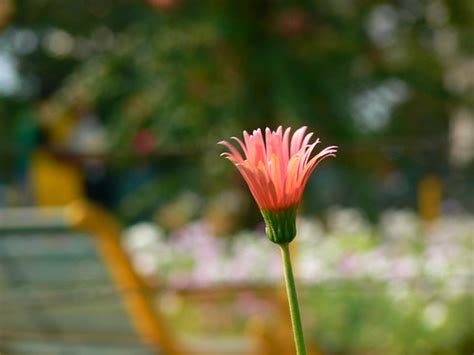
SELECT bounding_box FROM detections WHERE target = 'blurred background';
[0,0,473,354]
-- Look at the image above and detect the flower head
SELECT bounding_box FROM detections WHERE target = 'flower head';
[219,126,337,244]
[219,126,337,211]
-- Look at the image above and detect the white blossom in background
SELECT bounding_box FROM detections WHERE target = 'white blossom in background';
[422,302,448,330]
[379,209,419,242]
[123,222,166,276]
[297,218,328,282]
[389,255,419,281]
[297,218,325,244]
[427,215,474,243]
[359,248,392,281]
[326,207,372,236]
[121,211,473,304]
[229,231,281,283]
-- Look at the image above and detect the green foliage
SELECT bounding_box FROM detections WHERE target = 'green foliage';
[1,0,473,214]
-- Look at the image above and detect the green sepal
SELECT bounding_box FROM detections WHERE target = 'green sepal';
[261,207,297,244]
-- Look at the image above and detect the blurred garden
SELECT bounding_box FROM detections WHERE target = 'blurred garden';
[0,0,473,354]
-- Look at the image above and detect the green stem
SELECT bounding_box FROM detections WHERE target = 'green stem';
[279,242,307,355]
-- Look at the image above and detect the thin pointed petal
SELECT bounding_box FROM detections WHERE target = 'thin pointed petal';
[290,126,307,156]
[231,136,248,158]
[218,140,244,162]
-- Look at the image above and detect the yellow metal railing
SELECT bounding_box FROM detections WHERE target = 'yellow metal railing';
[66,200,180,354]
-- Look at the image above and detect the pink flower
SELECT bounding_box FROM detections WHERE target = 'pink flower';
[219,126,337,212]
[219,126,337,244]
